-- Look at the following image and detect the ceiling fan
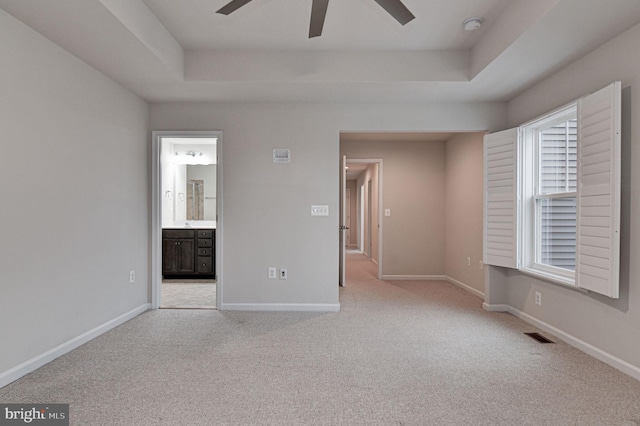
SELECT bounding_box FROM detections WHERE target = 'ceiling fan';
[216,0,415,38]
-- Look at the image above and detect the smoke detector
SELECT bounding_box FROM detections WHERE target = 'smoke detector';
[463,18,482,31]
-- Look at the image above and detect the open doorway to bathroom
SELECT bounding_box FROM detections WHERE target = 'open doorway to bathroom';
[151,131,222,310]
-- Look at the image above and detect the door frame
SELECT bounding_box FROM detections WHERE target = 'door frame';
[339,156,347,286]
[342,158,383,280]
[151,130,223,310]
[345,188,351,246]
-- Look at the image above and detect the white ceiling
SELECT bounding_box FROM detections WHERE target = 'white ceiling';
[1,0,640,104]
[140,0,512,51]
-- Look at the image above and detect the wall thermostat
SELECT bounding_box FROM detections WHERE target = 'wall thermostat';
[273,149,291,163]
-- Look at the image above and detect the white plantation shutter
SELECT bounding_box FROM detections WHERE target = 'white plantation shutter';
[484,128,518,268]
[576,82,621,298]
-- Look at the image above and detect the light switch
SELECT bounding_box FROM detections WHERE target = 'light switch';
[385,209,391,217]
[311,205,329,216]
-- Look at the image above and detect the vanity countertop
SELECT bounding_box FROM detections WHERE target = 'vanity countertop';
[164,226,216,229]
[163,221,216,230]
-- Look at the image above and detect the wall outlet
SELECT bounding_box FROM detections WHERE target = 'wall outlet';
[129,270,135,283]
[466,257,471,267]
[279,268,288,280]
[479,260,484,270]
[268,267,277,279]
[535,291,542,306]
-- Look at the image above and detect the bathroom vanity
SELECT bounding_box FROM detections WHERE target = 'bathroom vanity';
[162,228,215,278]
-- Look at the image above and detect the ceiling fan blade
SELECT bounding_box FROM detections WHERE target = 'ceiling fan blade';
[309,0,329,38]
[216,0,254,15]
[373,0,415,25]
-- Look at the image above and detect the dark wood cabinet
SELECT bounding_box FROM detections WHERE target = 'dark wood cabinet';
[162,229,215,278]
[162,237,195,273]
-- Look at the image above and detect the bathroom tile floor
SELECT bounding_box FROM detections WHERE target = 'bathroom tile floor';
[161,281,216,309]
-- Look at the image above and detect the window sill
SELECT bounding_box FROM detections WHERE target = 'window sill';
[519,267,586,292]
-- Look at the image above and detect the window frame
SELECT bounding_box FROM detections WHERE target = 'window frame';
[519,103,578,287]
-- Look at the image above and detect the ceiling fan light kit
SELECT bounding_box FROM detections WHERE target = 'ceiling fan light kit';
[216,0,416,38]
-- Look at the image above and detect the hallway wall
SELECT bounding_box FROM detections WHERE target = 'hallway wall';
[356,163,379,262]
[342,139,446,277]
[346,180,358,247]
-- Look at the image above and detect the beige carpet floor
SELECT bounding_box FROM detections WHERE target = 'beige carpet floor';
[2,252,640,425]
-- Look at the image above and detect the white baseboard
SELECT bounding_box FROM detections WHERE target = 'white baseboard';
[381,275,484,300]
[382,275,447,281]
[0,304,150,389]
[482,303,511,312]
[221,303,340,312]
[446,276,484,299]
[483,303,640,382]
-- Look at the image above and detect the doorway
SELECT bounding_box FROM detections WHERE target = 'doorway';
[151,131,223,310]
[340,158,383,284]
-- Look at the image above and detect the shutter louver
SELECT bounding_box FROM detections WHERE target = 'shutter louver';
[576,82,621,298]
[484,128,518,268]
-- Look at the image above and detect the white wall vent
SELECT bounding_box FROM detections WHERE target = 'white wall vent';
[273,149,291,163]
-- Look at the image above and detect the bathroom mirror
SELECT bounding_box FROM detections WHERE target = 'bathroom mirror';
[162,164,216,227]
[186,165,216,221]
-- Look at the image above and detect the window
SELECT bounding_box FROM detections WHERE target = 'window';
[521,106,577,284]
[484,82,621,298]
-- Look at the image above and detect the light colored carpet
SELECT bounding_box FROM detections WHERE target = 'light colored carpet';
[2,252,640,425]
[161,282,216,309]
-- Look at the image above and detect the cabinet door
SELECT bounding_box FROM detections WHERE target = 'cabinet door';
[162,239,195,273]
[162,239,179,273]
[176,239,195,273]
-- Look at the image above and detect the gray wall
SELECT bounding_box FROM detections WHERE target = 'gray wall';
[150,103,506,308]
[445,133,485,294]
[492,22,640,374]
[0,10,149,375]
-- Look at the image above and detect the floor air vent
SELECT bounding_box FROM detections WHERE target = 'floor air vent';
[525,332,555,344]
